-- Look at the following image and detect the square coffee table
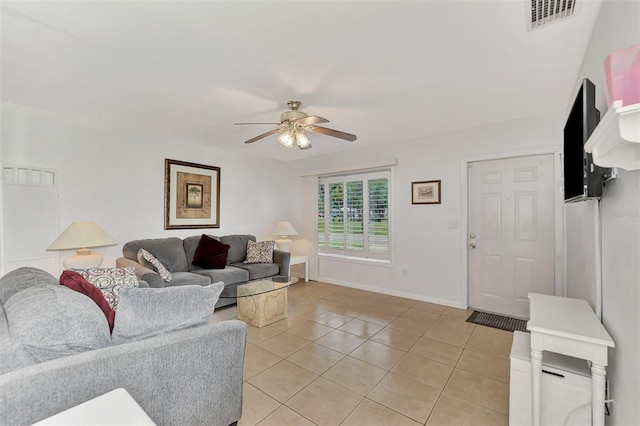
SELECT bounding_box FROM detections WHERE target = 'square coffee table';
[219,276,298,327]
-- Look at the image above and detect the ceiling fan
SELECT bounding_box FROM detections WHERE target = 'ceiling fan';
[235,100,357,150]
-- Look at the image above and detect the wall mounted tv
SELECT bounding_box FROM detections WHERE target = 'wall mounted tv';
[563,78,612,203]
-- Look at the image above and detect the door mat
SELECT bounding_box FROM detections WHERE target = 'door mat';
[466,311,528,333]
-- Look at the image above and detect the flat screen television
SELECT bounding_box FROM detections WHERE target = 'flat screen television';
[563,78,611,203]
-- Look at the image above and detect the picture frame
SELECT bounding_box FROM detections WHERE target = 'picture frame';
[164,159,220,229]
[411,180,441,204]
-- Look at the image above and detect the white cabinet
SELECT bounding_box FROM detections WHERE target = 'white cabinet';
[527,293,615,426]
[510,331,591,426]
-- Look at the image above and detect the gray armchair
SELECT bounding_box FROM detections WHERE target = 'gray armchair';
[0,320,247,426]
[0,267,247,426]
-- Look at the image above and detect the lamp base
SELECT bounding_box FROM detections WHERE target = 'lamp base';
[63,253,104,269]
[275,238,293,252]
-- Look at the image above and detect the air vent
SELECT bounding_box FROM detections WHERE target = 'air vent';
[527,0,577,31]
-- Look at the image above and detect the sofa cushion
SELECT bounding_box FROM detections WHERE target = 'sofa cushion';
[193,266,249,286]
[244,240,275,264]
[74,267,139,310]
[232,263,280,280]
[137,248,172,282]
[122,237,189,273]
[163,271,211,287]
[3,284,111,363]
[0,267,59,304]
[192,234,230,269]
[111,282,224,344]
[220,235,256,264]
[60,270,116,332]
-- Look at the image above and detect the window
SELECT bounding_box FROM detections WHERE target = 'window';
[317,170,390,261]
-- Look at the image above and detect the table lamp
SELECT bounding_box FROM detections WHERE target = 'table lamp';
[271,221,298,252]
[47,221,117,269]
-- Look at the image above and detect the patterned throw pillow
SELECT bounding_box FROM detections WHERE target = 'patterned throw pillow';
[74,267,139,310]
[137,248,172,282]
[244,240,275,264]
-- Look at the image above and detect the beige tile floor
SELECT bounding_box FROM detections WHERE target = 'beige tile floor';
[211,281,513,426]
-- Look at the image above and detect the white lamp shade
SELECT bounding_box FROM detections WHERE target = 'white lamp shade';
[271,221,298,237]
[48,222,117,269]
[47,222,117,251]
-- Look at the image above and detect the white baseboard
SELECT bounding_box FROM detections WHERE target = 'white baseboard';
[316,276,466,310]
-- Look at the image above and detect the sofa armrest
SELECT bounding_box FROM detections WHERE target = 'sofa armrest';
[0,320,247,426]
[273,250,291,277]
[116,257,163,288]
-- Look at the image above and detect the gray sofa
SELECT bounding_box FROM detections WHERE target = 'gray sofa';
[116,234,291,308]
[0,267,247,426]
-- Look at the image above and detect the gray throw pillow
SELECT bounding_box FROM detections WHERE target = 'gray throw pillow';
[111,282,224,344]
[0,304,38,374]
[0,266,59,304]
[3,285,111,364]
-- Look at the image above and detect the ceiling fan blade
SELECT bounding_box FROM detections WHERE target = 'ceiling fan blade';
[243,128,282,144]
[308,126,357,142]
[296,115,329,125]
[235,122,281,125]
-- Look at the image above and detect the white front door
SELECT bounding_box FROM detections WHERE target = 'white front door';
[468,154,556,318]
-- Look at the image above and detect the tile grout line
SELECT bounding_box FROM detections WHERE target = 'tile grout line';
[239,282,511,425]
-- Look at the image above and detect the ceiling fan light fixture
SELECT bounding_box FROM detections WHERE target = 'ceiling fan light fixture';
[238,99,356,150]
[296,131,310,149]
[277,131,295,148]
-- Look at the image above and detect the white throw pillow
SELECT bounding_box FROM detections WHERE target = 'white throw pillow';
[74,267,139,310]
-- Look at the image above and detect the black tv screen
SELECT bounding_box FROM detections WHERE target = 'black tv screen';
[563,78,609,202]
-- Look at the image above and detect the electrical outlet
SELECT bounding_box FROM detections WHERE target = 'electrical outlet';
[401,269,408,277]
[448,219,459,229]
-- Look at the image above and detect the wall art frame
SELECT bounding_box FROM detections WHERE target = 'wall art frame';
[164,159,220,229]
[411,180,441,204]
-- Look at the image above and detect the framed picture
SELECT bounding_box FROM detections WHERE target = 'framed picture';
[411,180,441,204]
[165,159,220,229]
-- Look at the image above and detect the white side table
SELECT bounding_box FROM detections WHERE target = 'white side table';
[33,388,155,425]
[290,254,309,282]
[527,293,614,426]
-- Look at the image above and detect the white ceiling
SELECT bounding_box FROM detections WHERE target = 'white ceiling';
[1,1,602,162]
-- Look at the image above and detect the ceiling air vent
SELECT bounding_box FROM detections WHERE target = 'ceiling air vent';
[527,0,577,31]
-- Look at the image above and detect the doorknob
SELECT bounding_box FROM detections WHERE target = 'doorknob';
[469,233,476,239]
[469,243,477,249]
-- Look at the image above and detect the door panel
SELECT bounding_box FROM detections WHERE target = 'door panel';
[468,154,555,318]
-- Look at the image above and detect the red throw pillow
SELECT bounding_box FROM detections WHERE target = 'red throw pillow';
[192,234,230,269]
[60,270,116,332]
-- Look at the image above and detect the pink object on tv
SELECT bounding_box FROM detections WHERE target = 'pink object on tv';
[604,44,640,107]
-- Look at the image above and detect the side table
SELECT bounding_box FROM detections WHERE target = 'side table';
[290,254,309,282]
[33,388,155,425]
[527,293,615,426]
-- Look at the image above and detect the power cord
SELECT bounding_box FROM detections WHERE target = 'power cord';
[562,400,614,426]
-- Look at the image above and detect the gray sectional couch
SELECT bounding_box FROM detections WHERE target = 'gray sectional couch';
[116,234,291,308]
[0,267,247,426]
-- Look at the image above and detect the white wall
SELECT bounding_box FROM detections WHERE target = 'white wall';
[1,102,290,274]
[287,113,564,307]
[568,1,640,424]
